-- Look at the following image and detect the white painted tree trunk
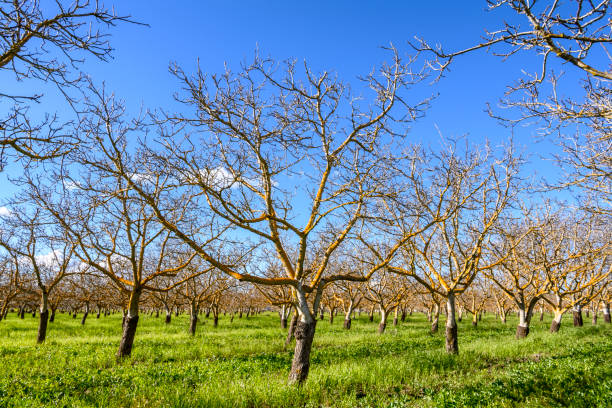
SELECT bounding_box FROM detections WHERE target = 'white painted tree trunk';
[445,293,458,354]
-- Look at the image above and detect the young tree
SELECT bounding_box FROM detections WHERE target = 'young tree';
[538,211,610,333]
[485,216,550,338]
[334,280,363,330]
[363,270,408,334]
[386,140,521,353]
[27,169,199,357]
[0,207,79,343]
[0,252,26,321]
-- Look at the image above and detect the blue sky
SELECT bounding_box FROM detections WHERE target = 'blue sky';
[2,1,588,202]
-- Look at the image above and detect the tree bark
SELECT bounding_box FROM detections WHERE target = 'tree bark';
[431,303,439,333]
[165,305,172,324]
[116,290,141,358]
[81,305,89,325]
[603,303,610,323]
[445,293,458,354]
[189,315,197,335]
[550,310,563,333]
[378,309,387,334]
[284,312,298,349]
[573,305,583,327]
[37,310,49,344]
[516,306,529,339]
[37,292,49,344]
[288,320,316,384]
[189,302,198,335]
[49,307,56,323]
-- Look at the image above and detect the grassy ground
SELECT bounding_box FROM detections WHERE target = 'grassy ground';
[0,310,610,408]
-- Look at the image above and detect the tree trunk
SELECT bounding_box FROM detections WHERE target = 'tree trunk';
[280,305,288,328]
[189,303,198,335]
[401,308,406,322]
[378,309,387,334]
[19,306,25,319]
[431,303,440,333]
[550,310,563,333]
[288,319,316,384]
[116,290,141,358]
[37,292,49,344]
[539,307,544,321]
[572,305,583,327]
[471,312,478,327]
[49,307,56,323]
[516,307,530,339]
[393,307,399,326]
[603,303,610,323]
[592,308,598,325]
[213,315,219,327]
[165,305,171,324]
[284,312,298,349]
[81,304,89,325]
[445,293,458,354]
[368,305,374,322]
[343,304,353,330]
[457,306,462,322]
[37,310,49,344]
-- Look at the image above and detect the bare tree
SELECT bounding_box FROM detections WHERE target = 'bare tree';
[387,140,522,353]
[537,210,610,332]
[0,206,79,343]
[27,164,200,357]
[76,49,436,383]
[486,214,550,338]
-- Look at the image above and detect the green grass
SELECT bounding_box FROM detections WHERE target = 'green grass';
[0,311,610,407]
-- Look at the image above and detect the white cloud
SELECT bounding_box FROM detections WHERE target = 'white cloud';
[0,207,12,217]
[184,167,274,190]
[35,250,63,268]
[130,172,155,183]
